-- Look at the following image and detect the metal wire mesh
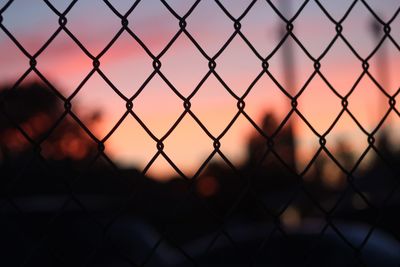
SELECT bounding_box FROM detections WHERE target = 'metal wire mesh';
[0,0,399,266]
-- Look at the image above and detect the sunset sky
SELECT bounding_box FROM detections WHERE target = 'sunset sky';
[0,0,399,179]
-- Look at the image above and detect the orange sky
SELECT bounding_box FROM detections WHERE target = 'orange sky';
[0,0,399,179]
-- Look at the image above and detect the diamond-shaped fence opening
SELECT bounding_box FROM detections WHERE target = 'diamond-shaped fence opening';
[0,1,399,266]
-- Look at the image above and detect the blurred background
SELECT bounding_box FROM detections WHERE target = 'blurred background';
[0,0,399,266]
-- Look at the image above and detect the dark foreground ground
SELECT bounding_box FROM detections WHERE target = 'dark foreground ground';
[1,164,399,267]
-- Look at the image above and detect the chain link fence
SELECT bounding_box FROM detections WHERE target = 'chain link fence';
[0,0,399,266]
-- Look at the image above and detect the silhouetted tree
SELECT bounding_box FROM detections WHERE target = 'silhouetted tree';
[0,82,101,165]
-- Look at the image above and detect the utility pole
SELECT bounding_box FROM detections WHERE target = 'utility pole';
[370,19,389,118]
[278,0,296,169]
[370,18,392,153]
[279,0,296,96]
